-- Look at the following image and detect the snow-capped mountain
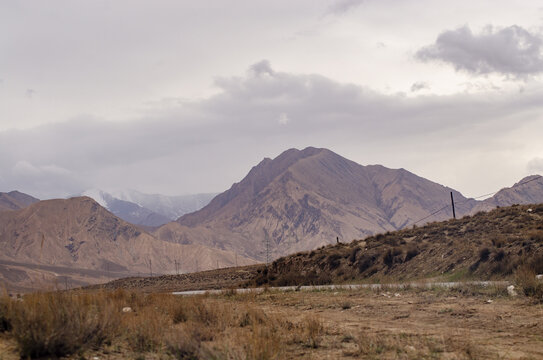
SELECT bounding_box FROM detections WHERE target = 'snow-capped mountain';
[80,189,216,227]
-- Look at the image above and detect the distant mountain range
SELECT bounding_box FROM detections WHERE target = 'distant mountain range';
[1,147,542,291]
[0,191,39,211]
[80,189,216,227]
[0,196,254,292]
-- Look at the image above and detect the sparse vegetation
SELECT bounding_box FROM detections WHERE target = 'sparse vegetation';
[251,204,543,287]
[1,282,543,358]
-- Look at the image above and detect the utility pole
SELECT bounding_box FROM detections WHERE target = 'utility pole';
[149,259,153,277]
[264,228,271,266]
[450,191,456,219]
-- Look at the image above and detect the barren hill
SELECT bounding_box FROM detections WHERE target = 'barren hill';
[97,203,543,293]
[254,203,543,287]
[0,197,254,291]
[472,175,543,212]
[0,191,39,211]
[158,147,476,260]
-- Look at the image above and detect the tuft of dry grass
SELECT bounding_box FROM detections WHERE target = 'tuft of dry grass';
[303,314,324,348]
[515,265,543,301]
[8,291,120,358]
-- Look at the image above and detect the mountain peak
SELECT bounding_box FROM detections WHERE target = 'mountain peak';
[172,147,476,259]
[514,174,542,187]
[0,190,40,211]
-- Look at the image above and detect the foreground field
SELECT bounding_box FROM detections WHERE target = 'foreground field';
[1,285,542,359]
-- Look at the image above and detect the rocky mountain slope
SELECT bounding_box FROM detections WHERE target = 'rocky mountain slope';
[0,197,254,292]
[472,175,543,213]
[0,191,39,211]
[156,147,477,260]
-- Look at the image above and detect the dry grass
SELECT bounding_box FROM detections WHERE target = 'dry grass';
[0,290,296,359]
[250,204,543,287]
[515,265,543,301]
[1,285,542,359]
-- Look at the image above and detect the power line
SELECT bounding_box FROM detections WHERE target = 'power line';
[404,175,543,229]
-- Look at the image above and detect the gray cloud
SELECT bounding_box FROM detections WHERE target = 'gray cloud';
[1,61,542,199]
[416,25,543,77]
[326,0,365,15]
[410,81,430,92]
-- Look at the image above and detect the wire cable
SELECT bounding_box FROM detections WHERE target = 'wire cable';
[403,174,543,229]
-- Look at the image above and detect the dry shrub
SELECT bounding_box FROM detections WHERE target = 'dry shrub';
[303,314,323,348]
[354,331,390,355]
[515,265,543,301]
[478,248,490,262]
[527,230,543,243]
[0,295,12,332]
[404,247,419,262]
[123,306,169,352]
[242,324,282,360]
[383,249,394,267]
[9,291,120,358]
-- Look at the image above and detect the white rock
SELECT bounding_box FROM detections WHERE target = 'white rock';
[536,274,543,280]
[486,299,493,304]
[394,293,401,297]
[122,306,133,313]
[527,208,533,212]
[507,285,518,297]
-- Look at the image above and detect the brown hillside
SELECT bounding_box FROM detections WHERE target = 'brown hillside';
[160,147,476,260]
[96,203,543,293]
[472,175,543,212]
[0,191,39,211]
[0,197,255,291]
[252,204,543,287]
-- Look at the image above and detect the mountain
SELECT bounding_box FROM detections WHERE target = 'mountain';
[0,197,254,291]
[0,191,40,211]
[107,189,217,220]
[155,147,477,260]
[82,189,171,227]
[472,175,543,212]
[80,189,216,227]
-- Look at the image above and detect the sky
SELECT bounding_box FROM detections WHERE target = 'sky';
[1,0,543,199]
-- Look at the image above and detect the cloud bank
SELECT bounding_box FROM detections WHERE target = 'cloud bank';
[0,61,542,199]
[416,25,543,77]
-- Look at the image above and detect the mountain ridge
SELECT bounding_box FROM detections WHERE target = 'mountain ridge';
[0,196,255,291]
[165,147,477,260]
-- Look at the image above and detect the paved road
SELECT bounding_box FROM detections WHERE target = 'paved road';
[172,280,510,296]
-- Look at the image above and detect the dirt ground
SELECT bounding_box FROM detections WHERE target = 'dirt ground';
[249,288,543,359]
[1,286,542,359]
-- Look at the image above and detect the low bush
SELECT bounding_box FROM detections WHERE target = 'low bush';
[515,265,543,301]
[479,248,490,262]
[0,295,12,332]
[404,247,419,262]
[9,291,120,358]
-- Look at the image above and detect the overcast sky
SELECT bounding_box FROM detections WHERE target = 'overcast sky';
[1,0,543,199]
